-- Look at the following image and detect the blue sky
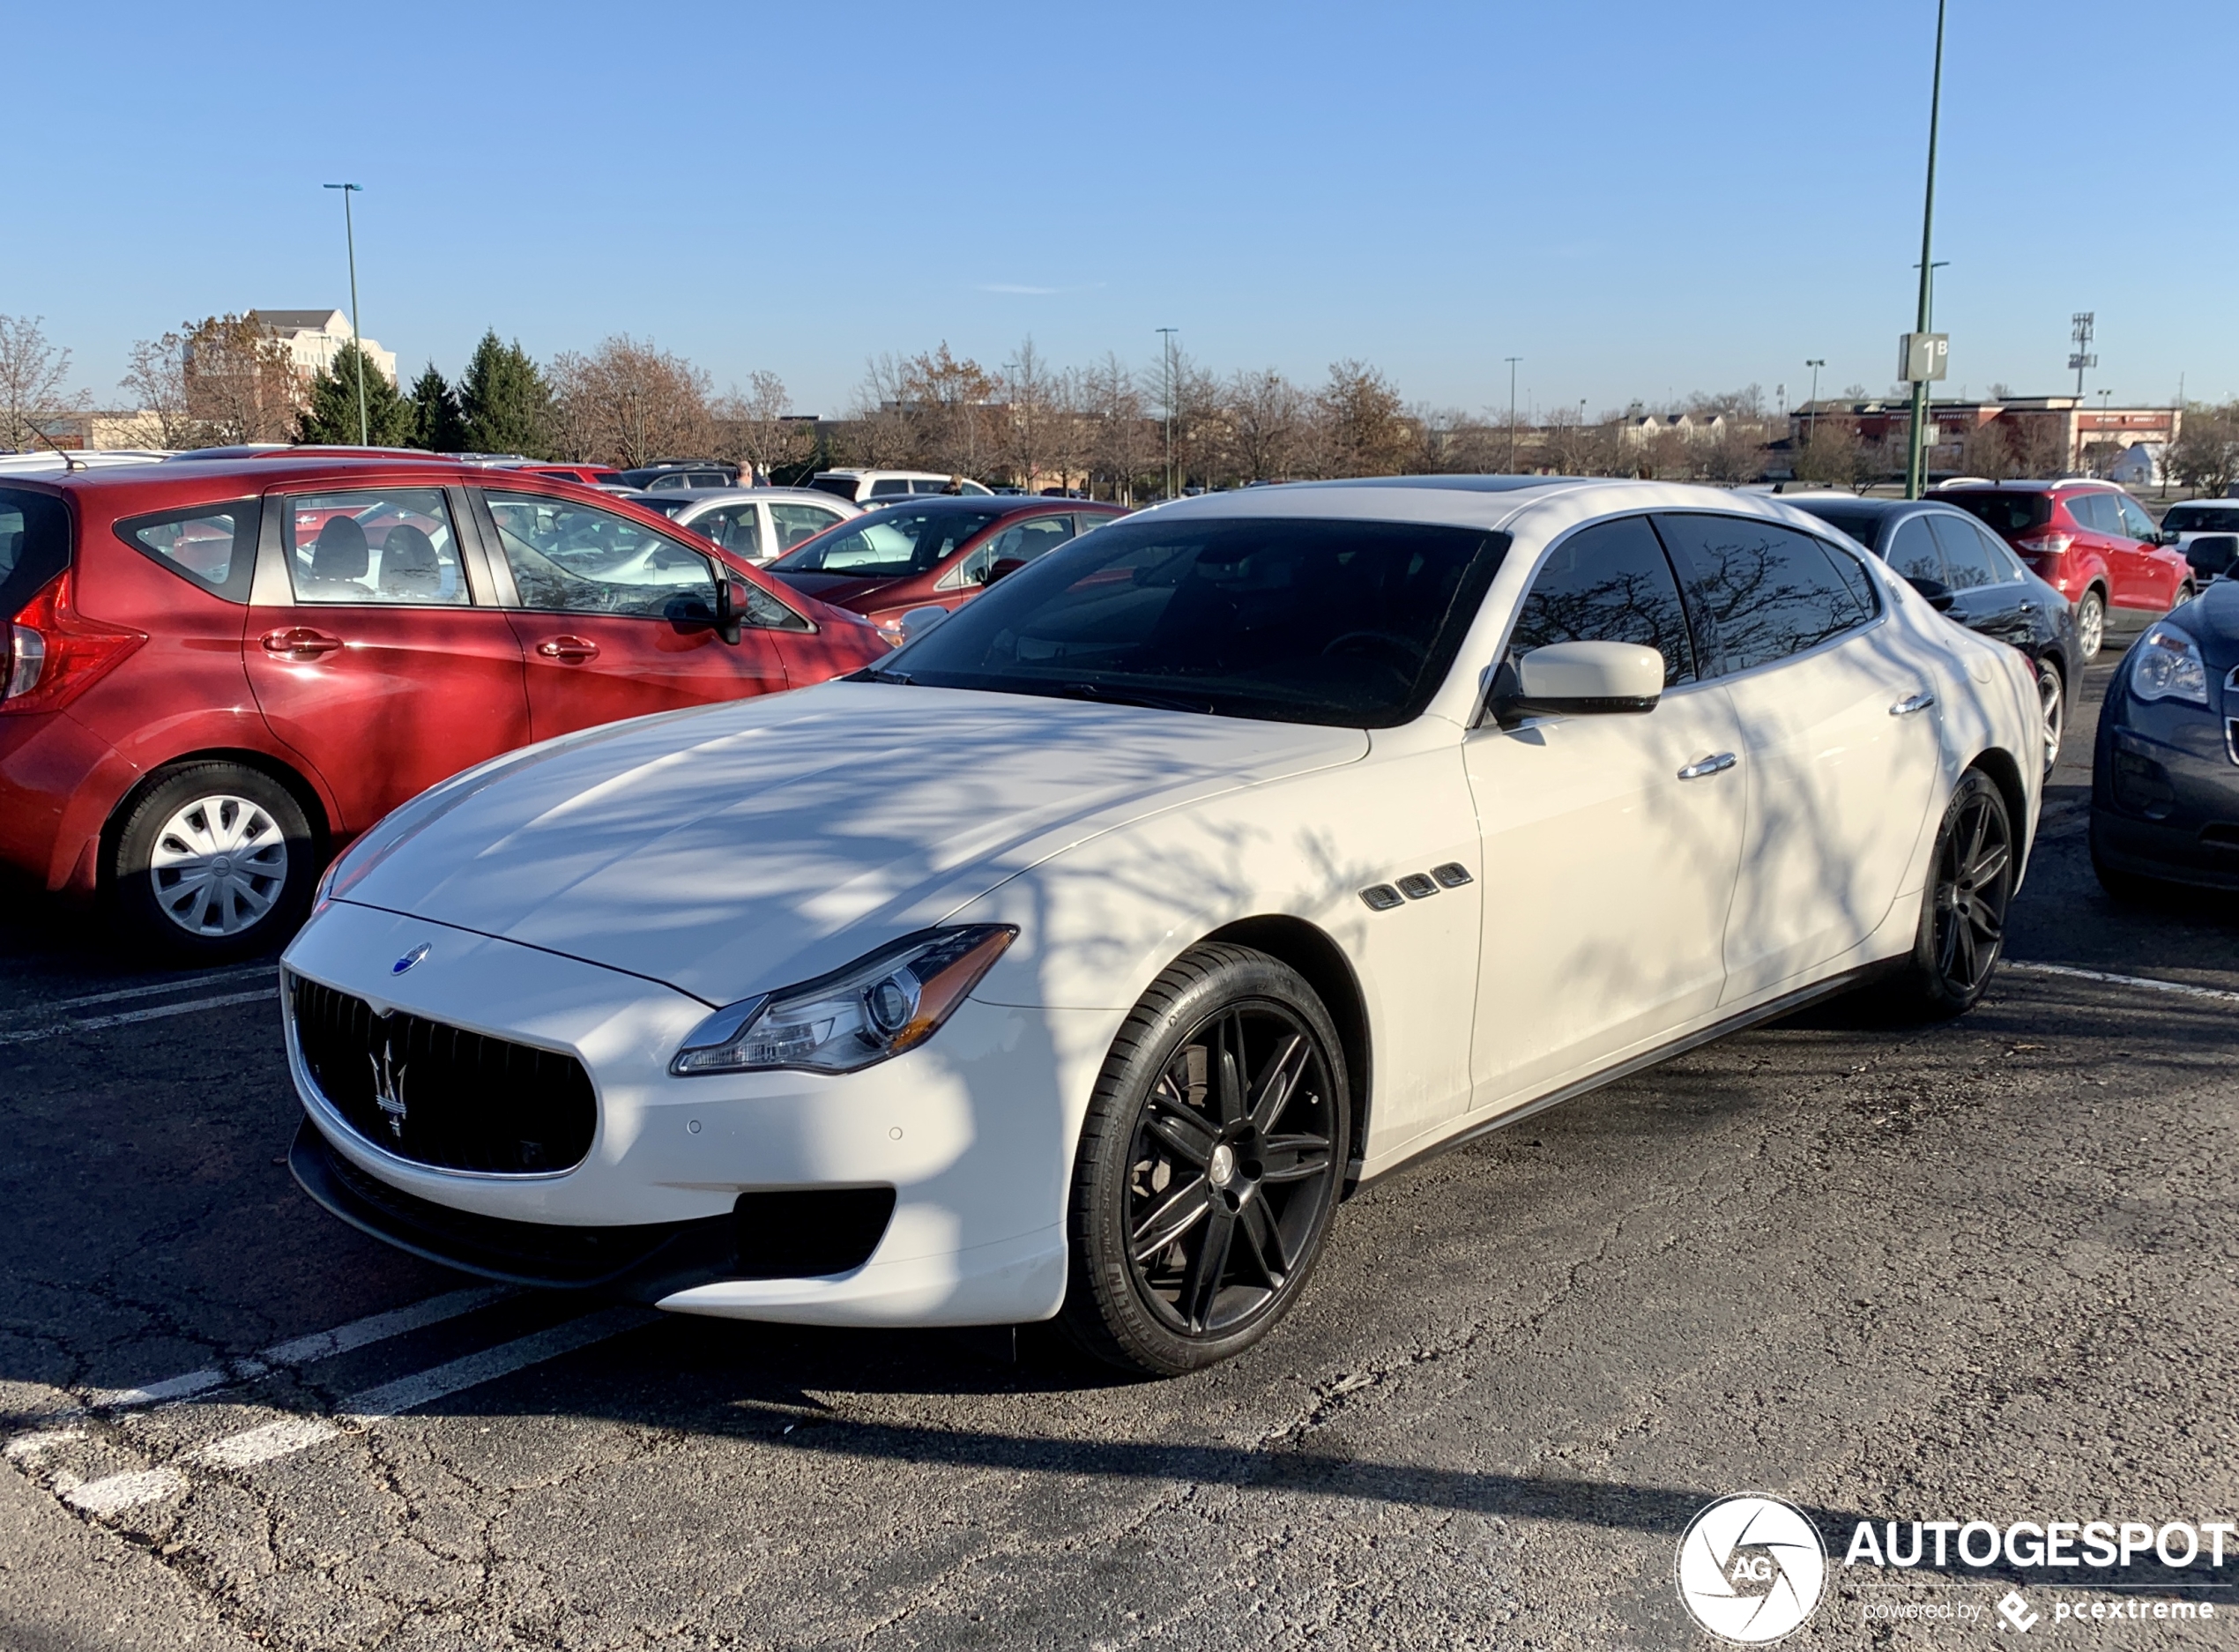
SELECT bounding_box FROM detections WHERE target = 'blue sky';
[10,0,2234,419]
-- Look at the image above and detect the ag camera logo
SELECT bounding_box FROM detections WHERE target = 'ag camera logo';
[1676,1494,1827,1643]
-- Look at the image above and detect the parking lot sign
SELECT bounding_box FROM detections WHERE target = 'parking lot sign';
[1899,331,1949,383]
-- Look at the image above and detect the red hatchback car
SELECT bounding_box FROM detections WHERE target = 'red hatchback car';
[0,456,886,957]
[1930,480,2191,661]
[765,495,1127,640]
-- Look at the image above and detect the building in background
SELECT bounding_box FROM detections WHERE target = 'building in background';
[26,410,167,450]
[249,309,398,387]
[1789,396,2182,481]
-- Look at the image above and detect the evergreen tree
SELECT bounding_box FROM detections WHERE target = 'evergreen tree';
[297,343,413,446]
[407,362,466,451]
[457,330,556,458]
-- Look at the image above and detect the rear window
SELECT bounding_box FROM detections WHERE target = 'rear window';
[1794,508,1883,550]
[806,476,859,502]
[1938,491,2052,535]
[0,487,72,618]
[2162,504,2239,534]
[112,498,261,603]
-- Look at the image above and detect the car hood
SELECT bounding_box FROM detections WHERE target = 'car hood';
[333,681,1368,1006]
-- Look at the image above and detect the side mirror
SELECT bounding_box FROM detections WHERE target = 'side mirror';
[892,605,951,645]
[982,555,1028,586]
[712,578,743,644]
[1485,640,1663,726]
[2185,533,2239,583]
[1906,573,1958,613]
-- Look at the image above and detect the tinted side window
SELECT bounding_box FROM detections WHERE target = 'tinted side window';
[2066,493,2118,534]
[691,504,762,560]
[1928,514,2000,590]
[1654,514,1871,673]
[768,502,839,553]
[1,487,74,617]
[1885,517,1946,584]
[112,498,259,603]
[1508,515,1696,686]
[2116,495,2158,543]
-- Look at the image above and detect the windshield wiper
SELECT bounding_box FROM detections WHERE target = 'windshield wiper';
[1038,680,1215,716]
[849,666,916,685]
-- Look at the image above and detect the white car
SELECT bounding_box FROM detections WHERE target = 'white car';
[282,479,2042,1375]
[632,487,860,565]
[2159,497,2239,549]
[807,468,995,503]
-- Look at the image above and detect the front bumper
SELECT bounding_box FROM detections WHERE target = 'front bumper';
[280,899,1111,1325]
[2091,713,2239,889]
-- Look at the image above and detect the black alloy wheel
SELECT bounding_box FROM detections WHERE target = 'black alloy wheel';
[1062,945,1349,1376]
[1899,768,2015,1018]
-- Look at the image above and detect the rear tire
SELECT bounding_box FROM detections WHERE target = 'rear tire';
[1890,769,2014,1020]
[2034,659,2064,778]
[2075,588,2107,662]
[111,763,316,961]
[1059,944,1350,1378]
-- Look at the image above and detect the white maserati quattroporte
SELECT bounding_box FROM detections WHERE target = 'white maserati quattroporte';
[283,479,2041,1373]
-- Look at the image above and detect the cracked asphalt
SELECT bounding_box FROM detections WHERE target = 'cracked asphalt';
[4,656,2235,1651]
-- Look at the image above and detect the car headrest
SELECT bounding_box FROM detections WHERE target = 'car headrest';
[377,524,442,596]
[311,515,369,581]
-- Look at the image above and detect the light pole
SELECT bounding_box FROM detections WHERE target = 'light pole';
[1804,359,1825,444]
[1155,327,1178,498]
[1505,356,1522,473]
[1903,0,1947,501]
[324,182,367,445]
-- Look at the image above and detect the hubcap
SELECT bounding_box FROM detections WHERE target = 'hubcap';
[1931,791,2012,996]
[1123,1001,1340,1338]
[148,793,288,937]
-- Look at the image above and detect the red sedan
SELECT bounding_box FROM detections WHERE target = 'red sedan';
[764,495,1127,640]
[0,455,886,957]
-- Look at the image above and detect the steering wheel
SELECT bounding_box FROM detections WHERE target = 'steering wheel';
[1320,630,1427,670]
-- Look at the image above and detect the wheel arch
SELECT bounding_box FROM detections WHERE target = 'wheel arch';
[99,748,332,893]
[1965,744,2031,878]
[1200,913,1372,1197]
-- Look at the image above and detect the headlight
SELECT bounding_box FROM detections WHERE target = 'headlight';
[2131,621,2208,705]
[671,925,1017,1076]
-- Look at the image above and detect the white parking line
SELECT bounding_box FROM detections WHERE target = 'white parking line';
[2006,961,2239,1006]
[0,965,276,1023]
[0,987,279,1046]
[56,1306,651,1514]
[85,1285,512,1412]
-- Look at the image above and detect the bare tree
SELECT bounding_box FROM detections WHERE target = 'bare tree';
[998,337,1057,490]
[898,343,997,479]
[842,353,921,469]
[1311,360,1410,478]
[1080,353,1157,502]
[2167,402,2239,496]
[1793,421,1868,490]
[0,315,90,451]
[1225,368,1306,482]
[1692,420,1768,485]
[182,315,300,444]
[1959,419,2020,481]
[120,331,197,448]
[711,369,811,482]
[549,336,716,467]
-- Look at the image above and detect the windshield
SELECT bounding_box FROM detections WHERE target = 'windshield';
[1938,491,2052,534]
[770,508,1001,577]
[868,515,1510,727]
[2162,504,2239,534]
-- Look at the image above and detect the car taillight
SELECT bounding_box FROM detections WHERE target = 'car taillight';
[1,570,147,715]
[2014,532,2073,556]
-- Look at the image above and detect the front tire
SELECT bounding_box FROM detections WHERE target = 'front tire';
[1060,944,1350,1377]
[1891,769,2014,1019]
[2075,587,2107,662]
[112,763,316,960]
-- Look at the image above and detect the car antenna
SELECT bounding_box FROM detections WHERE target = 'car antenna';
[24,421,87,472]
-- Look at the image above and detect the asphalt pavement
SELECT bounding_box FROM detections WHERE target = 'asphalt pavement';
[3,655,2235,1651]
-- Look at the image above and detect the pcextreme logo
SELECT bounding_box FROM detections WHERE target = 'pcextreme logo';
[1676,1494,1828,1643]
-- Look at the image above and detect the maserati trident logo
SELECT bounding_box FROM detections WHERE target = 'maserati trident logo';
[368,1041,408,1138]
[392,942,430,975]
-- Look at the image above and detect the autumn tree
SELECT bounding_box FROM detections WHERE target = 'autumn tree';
[119,331,199,448]
[458,331,557,458]
[844,354,920,468]
[299,343,413,446]
[1312,360,1410,477]
[2168,402,2239,497]
[997,337,1059,490]
[897,343,996,478]
[549,335,715,467]
[0,315,89,451]
[1225,368,1306,482]
[181,315,300,444]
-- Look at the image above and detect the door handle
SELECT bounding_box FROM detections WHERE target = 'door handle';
[260,627,342,659]
[1889,691,1937,716]
[536,636,599,663]
[1677,751,1737,780]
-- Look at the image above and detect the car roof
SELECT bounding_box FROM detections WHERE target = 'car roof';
[661,487,859,507]
[1137,475,1856,537]
[1930,479,2114,493]
[1782,495,1967,518]
[858,494,1109,514]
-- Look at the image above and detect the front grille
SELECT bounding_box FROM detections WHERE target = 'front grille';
[289,974,597,1174]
